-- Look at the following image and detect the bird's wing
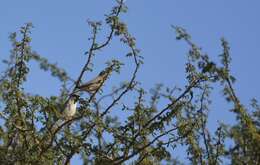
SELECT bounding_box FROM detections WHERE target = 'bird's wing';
[78,76,102,88]
[77,69,111,91]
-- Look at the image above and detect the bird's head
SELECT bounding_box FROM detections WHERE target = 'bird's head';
[70,94,80,102]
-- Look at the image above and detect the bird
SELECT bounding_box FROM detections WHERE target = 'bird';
[50,94,79,133]
[62,94,79,119]
[75,66,113,93]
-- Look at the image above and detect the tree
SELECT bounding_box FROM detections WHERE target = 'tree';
[0,1,259,164]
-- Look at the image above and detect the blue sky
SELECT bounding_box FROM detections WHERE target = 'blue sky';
[1,0,260,163]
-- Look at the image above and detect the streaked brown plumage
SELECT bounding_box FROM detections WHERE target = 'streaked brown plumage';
[76,66,113,93]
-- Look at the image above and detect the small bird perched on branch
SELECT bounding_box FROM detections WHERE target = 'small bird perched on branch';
[63,94,79,119]
[51,94,79,133]
[75,66,114,93]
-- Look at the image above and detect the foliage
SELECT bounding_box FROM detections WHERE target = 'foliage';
[0,0,259,164]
